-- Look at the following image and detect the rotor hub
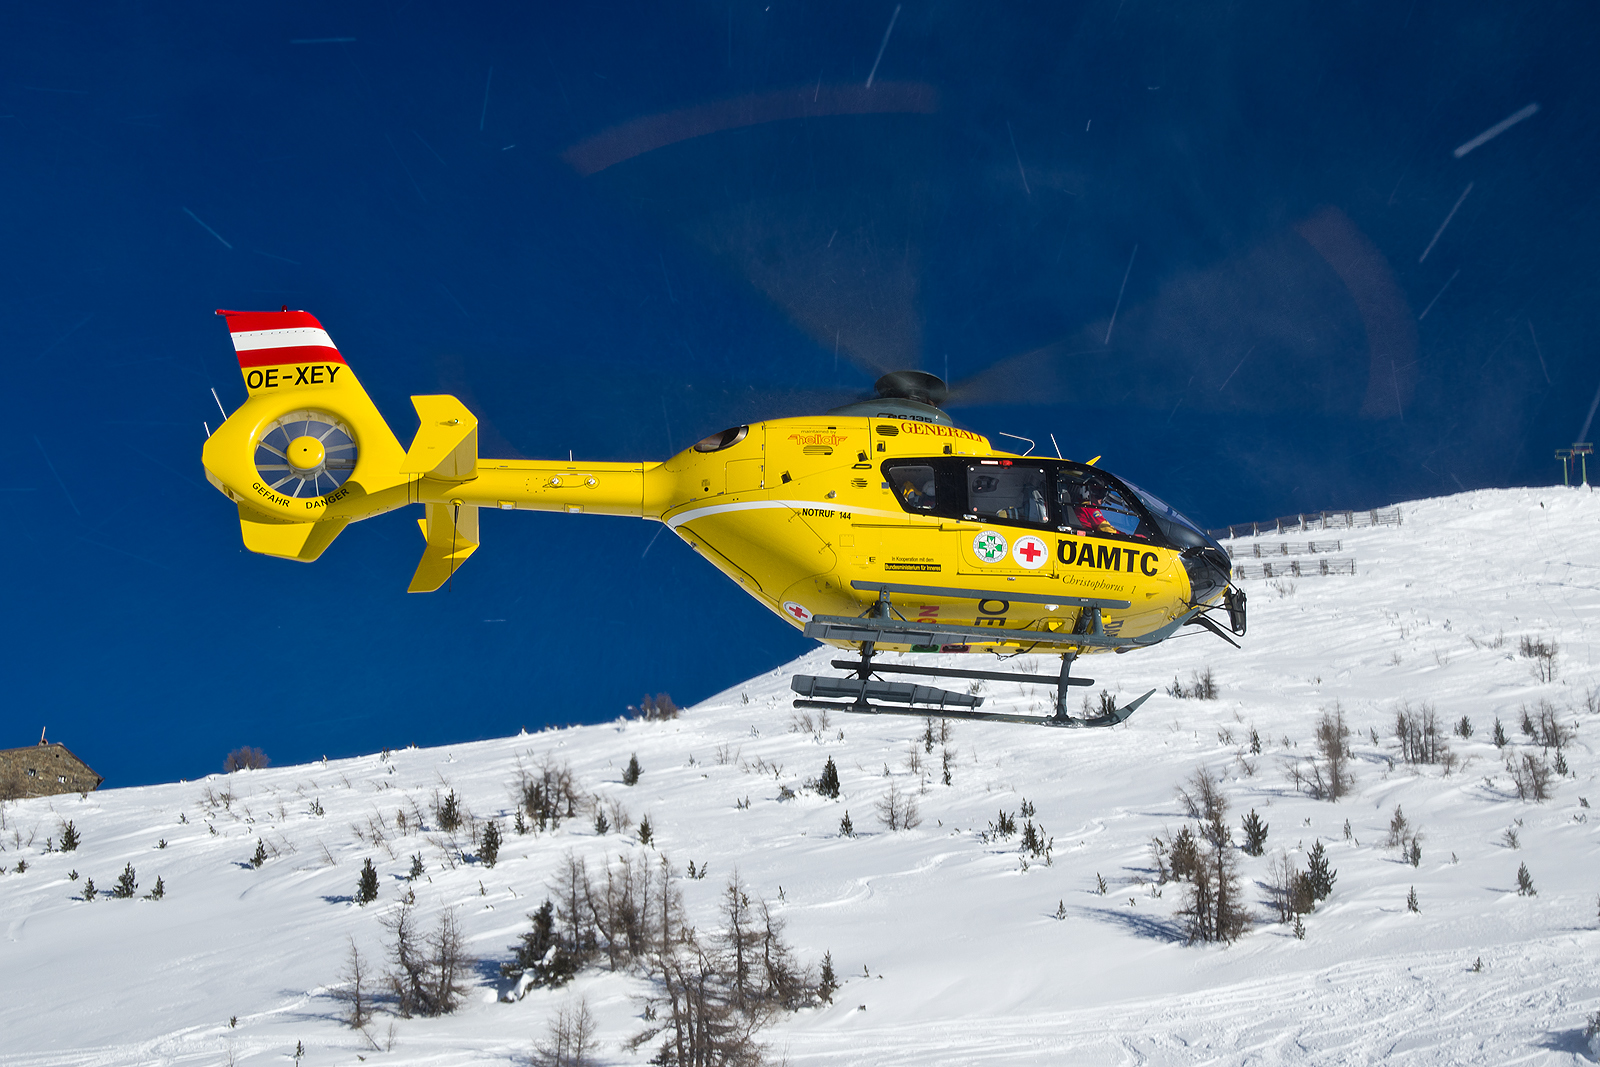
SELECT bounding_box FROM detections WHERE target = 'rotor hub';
[286,435,326,473]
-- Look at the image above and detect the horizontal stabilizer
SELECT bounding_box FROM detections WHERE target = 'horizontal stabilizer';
[238,505,348,562]
[408,502,479,593]
[401,395,478,480]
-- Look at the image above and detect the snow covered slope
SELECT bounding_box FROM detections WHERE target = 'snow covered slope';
[3,487,1598,1066]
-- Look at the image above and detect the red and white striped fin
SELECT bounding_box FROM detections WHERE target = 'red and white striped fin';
[215,309,347,369]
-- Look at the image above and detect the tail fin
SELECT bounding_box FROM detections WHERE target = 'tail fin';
[202,309,407,561]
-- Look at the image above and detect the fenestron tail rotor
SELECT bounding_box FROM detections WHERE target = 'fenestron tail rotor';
[252,411,358,500]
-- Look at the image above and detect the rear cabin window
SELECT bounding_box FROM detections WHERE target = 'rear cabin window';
[966,463,1050,525]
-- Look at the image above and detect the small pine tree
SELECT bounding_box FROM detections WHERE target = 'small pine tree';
[840,810,854,837]
[356,858,378,904]
[1515,862,1536,897]
[1240,810,1269,856]
[146,877,166,900]
[941,747,953,786]
[1407,838,1422,868]
[594,810,610,835]
[82,877,96,901]
[59,821,79,852]
[622,754,642,786]
[409,853,424,880]
[1406,886,1420,913]
[817,951,838,1003]
[818,757,841,799]
[251,839,267,868]
[1455,715,1472,739]
[1168,825,1200,882]
[1492,717,1509,748]
[113,863,137,899]
[1292,914,1306,939]
[1250,728,1262,755]
[501,899,579,988]
[637,814,654,846]
[437,789,461,831]
[1306,841,1337,901]
[1555,749,1570,776]
[479,821,501,868]
[514,809,528,835]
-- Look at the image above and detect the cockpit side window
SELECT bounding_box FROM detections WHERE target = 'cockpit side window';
[1057,467,1152,538]
[966,463,1050,526]
[887,464,940,513]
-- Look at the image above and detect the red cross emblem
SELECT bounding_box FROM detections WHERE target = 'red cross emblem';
[1012,535,1048,570]
[782,601,813,623]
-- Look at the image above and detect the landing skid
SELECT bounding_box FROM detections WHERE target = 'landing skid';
[789,586,1153,729]
[793,690,1155,729]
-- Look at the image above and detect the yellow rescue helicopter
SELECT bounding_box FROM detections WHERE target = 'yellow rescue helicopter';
[202,309,1244,728]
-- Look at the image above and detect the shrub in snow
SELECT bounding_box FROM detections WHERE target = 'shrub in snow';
[331,940,373,1029]
[82,877,96,901]
[251,839,267,868]
[875,781,920,831]
[817,757,840,799]
[1492,717,1509,748]
[1406,886,1420,913]
[145,877,165,901]
[622,754,642,787]
[357,859,379,905]
[408,853,424,880]
[1387,806,1409,848]
[111,863,137,899]
[384,904,471,1017]
[533,999,597,1067]
[1305,841,1337,902]
[479,821,501,868]
[1395,702,1449,765]
[1517,635,1558,682]
[627,871,819,1063]
[58,820,79,852]
[818,952,839,1003]
[638,814,654,846]
[594,811,609,835]
[1455,715,1472,739]
[501,899,580,990]
[1180,835,1248,944]
[517,759,582,833]
[223,746,270,772]
[629,692,678,721]
[1508,753,1553,801]
[1310,706,1354,800]
[839,811,854,837]
[1168,826,1200,883]
[434,789,462,832]
[1241,810,1269,856]
[1516,863,1536,896]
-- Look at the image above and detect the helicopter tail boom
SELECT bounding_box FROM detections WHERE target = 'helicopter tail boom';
[202,309,665,586]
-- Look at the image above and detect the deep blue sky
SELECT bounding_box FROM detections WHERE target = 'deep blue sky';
[3,3,1595,787]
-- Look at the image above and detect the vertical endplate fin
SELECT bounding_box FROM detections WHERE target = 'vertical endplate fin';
[408,502,479,592]
[401,395,478,480]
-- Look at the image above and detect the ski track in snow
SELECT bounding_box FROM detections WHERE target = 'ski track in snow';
[2,487,1599,1066]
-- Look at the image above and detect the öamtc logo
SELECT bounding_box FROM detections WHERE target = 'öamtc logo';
[972,530,1007,563]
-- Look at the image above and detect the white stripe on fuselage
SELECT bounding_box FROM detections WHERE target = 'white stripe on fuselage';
[665,498,908,530]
